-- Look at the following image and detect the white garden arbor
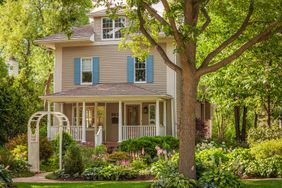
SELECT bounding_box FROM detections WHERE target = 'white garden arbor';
[27,111,70,172]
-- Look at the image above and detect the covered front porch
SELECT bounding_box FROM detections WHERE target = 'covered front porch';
[41,84,175,146]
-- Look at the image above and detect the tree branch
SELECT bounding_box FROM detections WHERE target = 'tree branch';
[141,2,169,26]
[137,7,182,74]
[198,0,254,69]
[200,7,211,32]
[196,22,281,77]
[160,0,184,48]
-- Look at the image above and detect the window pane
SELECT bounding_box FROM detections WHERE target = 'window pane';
[82,72,92,83]
[135,58,146,82]
[103,18,113,39]
[82,58,92,71]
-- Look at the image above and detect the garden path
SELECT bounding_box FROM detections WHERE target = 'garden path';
[13,173,60,183]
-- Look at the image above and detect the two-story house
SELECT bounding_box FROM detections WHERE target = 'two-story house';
[36,7,212,147]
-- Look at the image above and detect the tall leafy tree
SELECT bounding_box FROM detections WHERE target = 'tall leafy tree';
[98,0,282,178]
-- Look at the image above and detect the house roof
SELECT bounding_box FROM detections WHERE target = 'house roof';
[41,83,170,102]
[35,24,94,43]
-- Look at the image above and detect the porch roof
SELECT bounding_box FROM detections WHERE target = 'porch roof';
[40,83,171,102]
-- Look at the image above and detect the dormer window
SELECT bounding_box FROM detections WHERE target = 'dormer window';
[102,17,125,40]
[81,57,92,84]
[134,58,146,83]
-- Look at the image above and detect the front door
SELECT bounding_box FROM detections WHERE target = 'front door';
[126,105,140,125]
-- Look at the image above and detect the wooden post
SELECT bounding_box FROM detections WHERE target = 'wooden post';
[156,99,160,136]
[76,103,79,126]
[47,101,51,140]
[82,101,86,143]
[163,100,167,135]
[118,101,123,142]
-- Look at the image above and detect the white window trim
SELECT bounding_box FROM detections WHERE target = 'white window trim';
[80,57,93,85]
[134,58,147,83]
[101,17,126,41]
[148,104,156,125]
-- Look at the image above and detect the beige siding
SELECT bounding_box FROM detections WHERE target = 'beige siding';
[62,44,167,93]
[93,18,102,41]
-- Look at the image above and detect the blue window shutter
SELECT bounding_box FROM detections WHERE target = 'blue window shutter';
[74,57,81,85]
[92,57,100,85]
[127,56,134,83]
[147,55,154,83]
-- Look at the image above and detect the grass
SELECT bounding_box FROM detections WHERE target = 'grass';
[14,179,282,188]
[241,179,282,188]
[14,182,151,188]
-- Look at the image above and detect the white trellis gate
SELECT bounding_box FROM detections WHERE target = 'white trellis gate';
[27,111,70,172]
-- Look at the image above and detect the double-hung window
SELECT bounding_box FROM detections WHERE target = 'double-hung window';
[81,58,92,84]
[102,17,125,40]
[134,58,146,83]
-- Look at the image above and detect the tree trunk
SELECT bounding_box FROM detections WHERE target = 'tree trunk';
[178,69,198,179]
[234,106,241,141]
[241,106,247,142]
[219,115,225,142]
[44,72,53,110]
[254,112,258,128]
[267,95,271,127]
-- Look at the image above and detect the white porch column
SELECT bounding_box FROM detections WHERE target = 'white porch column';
[82,101,86,143]
[156,99,160,136]
[47,101,51,140]
[60,103,64,113]
[163,100,167,135]
[118,101,123,142]
[76,103,79,126]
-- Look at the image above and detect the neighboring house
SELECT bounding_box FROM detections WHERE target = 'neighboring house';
[36,8,212,146]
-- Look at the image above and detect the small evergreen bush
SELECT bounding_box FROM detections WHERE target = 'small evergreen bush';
[63,144,84,176]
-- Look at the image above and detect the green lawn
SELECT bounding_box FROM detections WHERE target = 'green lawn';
[14,179,282,188]
[241,179,282,188]
[14,182,151,188]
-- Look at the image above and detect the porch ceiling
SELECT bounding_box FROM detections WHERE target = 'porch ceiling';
[40,83,172,102]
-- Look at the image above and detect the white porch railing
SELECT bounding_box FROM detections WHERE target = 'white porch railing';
[50,126,82,141]
[95,126,103,147]
[122,125,157,141]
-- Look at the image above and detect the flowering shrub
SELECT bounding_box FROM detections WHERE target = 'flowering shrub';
[11,145,27,161]
[247,126,282,146]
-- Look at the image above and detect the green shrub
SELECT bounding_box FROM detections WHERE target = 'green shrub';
[131,158,147,170]
[0,165,12,188]
[108,151,129,162]
[40,155,58,172]
[63,144,84,176]
[53,132,76,157]
[151,154,196,188]
[11,145,27,161]
[81,167,103,180]
[250,139,282,159]
[99,165,138,181]
[196,148,228,169]
[198,168,240,188]
[120,136,179,158]
[94,144,107,155]
[226,148,253,177]
[39,137,54,161]
[245,156,282,178]
[0,147,14,167]
[247,126,282,146]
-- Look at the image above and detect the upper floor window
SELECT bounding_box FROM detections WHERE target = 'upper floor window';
[102,17,125,40]
[134,58,146,83]
[81,58,92,84]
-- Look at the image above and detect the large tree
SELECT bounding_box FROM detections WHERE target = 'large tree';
[98,0,282,178]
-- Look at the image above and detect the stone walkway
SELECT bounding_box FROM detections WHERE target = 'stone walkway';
[13,173,59,183]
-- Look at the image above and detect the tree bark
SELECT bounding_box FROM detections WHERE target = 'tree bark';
[178,67,198,179]
[254,112,258,128]
[234,106,241,141]
[219,115,225,142]
[241,106,247,142]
